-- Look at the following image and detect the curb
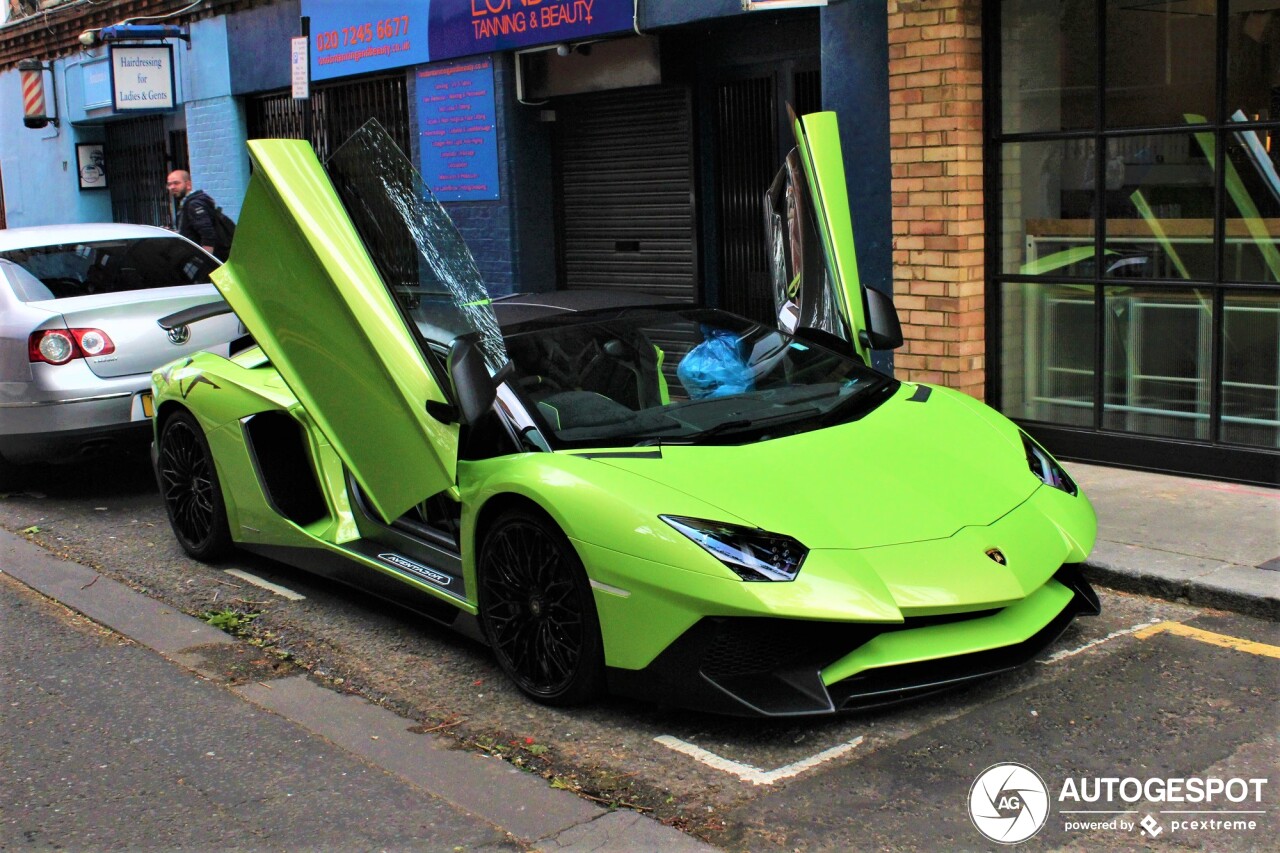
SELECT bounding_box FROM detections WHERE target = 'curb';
[1083,550,1278,622]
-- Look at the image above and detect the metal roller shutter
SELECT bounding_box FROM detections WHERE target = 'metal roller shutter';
[555,86,696,300]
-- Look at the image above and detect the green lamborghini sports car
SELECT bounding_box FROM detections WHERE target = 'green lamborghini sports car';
[150,114,1099,717]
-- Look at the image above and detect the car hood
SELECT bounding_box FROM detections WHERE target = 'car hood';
[582,383,1039,550]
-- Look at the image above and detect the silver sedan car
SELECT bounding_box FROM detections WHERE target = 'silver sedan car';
[0,223,241,487]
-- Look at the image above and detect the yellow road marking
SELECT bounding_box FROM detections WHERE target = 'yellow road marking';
[1136,621,1280,659]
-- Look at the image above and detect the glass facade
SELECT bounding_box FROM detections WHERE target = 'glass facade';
[994,0,1280,473]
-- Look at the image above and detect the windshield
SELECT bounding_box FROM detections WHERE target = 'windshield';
[0,237,216,301]
[503,306,895,449]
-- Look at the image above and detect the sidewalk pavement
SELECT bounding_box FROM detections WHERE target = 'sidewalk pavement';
[0,531,713,853]
[1069,462,1279,621]
[1,464,1275,850]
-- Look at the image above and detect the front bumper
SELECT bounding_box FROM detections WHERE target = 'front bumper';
[606,565,1100,717]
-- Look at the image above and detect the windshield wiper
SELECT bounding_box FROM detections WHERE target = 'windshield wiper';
[658,409,822,446]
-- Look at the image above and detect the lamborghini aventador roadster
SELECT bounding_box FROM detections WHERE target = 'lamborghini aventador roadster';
[150,113,1099,717]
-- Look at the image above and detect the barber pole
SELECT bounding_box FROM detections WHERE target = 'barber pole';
[18,59,51,128]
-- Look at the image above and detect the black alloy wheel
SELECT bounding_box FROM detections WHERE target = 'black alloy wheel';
[158,410,231,561]
[478,509,604,705]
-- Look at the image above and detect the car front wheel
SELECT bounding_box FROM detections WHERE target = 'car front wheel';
[478,508,604,705]
[158,410,232,561]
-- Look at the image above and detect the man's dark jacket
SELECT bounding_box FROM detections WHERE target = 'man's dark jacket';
[176,189,225,259]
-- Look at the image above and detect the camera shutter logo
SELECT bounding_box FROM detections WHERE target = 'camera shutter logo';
[969,762,1050,844]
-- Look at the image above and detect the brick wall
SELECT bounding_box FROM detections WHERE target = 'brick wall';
[887,0,986,399]
[185,95,249,220]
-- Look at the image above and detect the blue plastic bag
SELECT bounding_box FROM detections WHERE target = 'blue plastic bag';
[677,326,754,399]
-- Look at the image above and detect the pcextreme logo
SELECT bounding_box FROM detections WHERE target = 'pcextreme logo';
[968,764,1270,845]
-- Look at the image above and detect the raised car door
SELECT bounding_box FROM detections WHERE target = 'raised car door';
[211,123,507,524]
[765,110,875,363]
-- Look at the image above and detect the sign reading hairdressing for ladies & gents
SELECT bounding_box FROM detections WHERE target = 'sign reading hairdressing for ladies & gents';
[303,0,634,81]
[109,45,175,111]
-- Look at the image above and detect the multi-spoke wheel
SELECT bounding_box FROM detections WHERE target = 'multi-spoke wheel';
[478,508,604,705]
[158,410,231,561]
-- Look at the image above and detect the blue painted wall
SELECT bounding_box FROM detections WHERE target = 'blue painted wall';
[182,16,250,219]
[411,55,555,297]
[821,2,894,371]
[0,65,113,227]
[227,0,300,95]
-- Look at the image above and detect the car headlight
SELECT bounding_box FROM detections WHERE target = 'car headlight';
[660,515,807,581]
[1021,433,1078,496]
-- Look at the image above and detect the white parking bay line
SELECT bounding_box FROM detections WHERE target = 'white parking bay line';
[224,569,306,601]
[654,735,864,786]
[1041,619,1161,664]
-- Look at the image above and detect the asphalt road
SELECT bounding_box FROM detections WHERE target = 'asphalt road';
[2,453,1277,850]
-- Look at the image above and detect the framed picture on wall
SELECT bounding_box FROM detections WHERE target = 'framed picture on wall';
[76,143,107,190]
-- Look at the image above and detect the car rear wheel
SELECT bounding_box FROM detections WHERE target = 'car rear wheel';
[158,411,231,561]
[478,508,604,705]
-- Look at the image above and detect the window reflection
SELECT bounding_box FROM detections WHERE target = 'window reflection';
[1104,287,1212,439]
[1002,282,1096,426]
[1106,0,1216,126]
[1223,289,1280,448]
[1001,0,1097,134]
[997,0,1280,459]
[1002,140,1096,276]
[1102,133,1215,280]
[1227,4,1280,123]
[1223,123,1280,283]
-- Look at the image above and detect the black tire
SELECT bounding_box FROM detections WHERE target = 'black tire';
[477,508,604,705]
[158,411,232,561]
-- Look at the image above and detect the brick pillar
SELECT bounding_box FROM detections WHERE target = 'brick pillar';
[887,0,986,399]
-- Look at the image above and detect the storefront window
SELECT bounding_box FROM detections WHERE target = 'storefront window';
[1102,133,1216,281]
[1001,140,1096,275]
[1226,4,1280,123]
[1105,0,1217,127]
[993,0,1280,477]
[1001,0,1097,134]
[1222,289,1280,448]
[1223,127,1280,283]
[1103,286,1212,439]
[1002,282,1096,426]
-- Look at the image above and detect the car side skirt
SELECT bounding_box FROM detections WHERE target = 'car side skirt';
[239,542,485,646]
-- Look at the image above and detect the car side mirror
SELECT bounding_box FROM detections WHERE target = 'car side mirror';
[858,287,904,351]
[427,335,510,425]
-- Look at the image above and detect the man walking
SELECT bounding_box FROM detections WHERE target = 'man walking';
[167,170,229,261]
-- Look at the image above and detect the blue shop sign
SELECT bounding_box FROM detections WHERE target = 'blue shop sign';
[305,0,633,81]
[417,58,500,202]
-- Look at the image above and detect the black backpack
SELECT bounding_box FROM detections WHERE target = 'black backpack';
[210,206,236,262]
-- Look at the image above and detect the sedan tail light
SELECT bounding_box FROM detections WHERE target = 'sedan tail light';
[28,328,116,365]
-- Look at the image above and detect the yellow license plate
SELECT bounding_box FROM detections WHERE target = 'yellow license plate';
[141,392,154,417]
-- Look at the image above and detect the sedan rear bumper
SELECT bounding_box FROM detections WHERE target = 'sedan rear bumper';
[0,388,152,463]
